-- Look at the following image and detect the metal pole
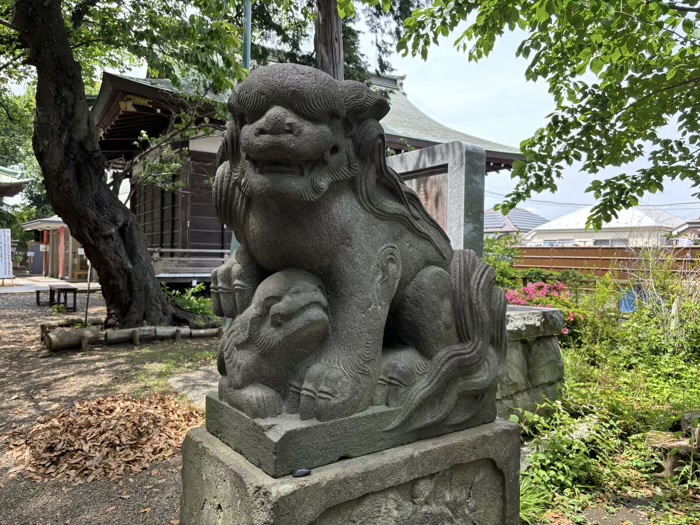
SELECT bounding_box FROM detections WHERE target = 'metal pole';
[84,261,92,325]
[243,0,252,70]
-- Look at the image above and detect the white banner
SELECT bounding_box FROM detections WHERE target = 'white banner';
[0,229,12,279]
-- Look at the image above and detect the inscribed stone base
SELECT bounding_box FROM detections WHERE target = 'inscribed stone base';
[180,420,520,525]
[206,392,496,478]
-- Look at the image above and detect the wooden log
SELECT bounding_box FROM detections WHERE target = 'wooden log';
[646,430,700,477]
[104,327,156,345]
[40,316,103,341]
[190,328,220,339]
[45,329,102,352]
[155,326,191,339]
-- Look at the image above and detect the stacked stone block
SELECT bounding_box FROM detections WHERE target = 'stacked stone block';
[498,306,565,416]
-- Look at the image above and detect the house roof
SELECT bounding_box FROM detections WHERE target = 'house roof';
[526,205,684,236]
[374,75,521,166]
[91,72,226,162]
[484,208,548,234]
[22,215,66,231]
[92,70,522,169]
[672,216,700,235]
[0,167,26,198]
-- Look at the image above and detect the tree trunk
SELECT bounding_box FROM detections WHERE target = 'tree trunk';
[315,0,344,80]
[13,0,173,328]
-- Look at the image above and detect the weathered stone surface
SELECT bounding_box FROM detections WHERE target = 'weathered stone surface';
[181,420,521,525]
[498,306,565,416]
[499,340,530,398]
[386,141,486,255]
[527,336,565,387]
[206,393,496,478]
[209,62,508,435]
[506,306,564,340]
[313,459,504,524]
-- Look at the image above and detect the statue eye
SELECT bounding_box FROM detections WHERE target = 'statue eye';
[262,296,280,315]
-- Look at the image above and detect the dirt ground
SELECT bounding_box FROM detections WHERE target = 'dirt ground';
[0,293,218,525]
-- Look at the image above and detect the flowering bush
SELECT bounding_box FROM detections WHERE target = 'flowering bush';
[505,281,584,343]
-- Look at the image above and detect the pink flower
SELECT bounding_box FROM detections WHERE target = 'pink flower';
[568,312,575,322]
[562,328,569,335]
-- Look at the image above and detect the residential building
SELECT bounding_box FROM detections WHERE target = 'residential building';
[483,208,548,238]
[523,205,684,247]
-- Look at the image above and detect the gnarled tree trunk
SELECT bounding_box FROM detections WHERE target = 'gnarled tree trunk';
[13,0,172,327]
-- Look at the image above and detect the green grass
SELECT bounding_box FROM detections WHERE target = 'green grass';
[519,346,700,524]
[107,339,218,394]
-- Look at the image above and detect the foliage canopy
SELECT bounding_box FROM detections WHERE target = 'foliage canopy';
[399,0,700,228]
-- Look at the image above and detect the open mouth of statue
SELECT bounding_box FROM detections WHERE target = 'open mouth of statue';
[250,159,314,178]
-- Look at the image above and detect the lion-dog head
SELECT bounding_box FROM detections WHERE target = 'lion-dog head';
[213,63,451,259]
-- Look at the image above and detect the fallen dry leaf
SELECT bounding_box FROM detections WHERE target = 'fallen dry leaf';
[4,394,202,483]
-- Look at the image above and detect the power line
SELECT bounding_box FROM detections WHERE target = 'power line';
[485,190,700,209]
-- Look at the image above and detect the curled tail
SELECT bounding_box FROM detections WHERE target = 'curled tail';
[386,249,507,432]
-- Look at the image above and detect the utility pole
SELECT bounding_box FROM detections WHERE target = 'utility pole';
[243,0,252,70]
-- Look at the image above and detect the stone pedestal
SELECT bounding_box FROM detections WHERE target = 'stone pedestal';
[181,420,520,525]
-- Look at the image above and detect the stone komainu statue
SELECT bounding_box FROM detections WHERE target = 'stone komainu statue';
[211,63,506,432]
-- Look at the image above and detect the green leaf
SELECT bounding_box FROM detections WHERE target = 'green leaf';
[682,17,695,35]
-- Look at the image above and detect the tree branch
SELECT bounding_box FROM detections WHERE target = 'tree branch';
[0,97,15,123]
[0,53,29,73]
[71,0,100,29]
[0,18,19,32]
[621,77,700,115]
[664,3,700,13]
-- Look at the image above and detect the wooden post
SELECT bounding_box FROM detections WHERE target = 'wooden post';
[315,0,344,80]
[67,233,73,280]
[43,230,49,276]
[59,226,65,279]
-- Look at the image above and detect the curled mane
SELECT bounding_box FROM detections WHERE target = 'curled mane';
[352,135,452,261]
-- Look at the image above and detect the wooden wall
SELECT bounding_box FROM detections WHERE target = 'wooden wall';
[516,246,700,281]
[132,150,232,254]
[403,172,449,233]
[183,151,232,252]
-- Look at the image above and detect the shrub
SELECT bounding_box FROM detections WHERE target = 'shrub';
[505,281,584,343]
[163,283,216,317]
[483,235,521,289]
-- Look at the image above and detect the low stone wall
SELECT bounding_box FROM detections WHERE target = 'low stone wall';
[498,306,565,416]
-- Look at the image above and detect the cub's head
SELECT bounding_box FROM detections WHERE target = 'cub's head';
[217,63,389,204]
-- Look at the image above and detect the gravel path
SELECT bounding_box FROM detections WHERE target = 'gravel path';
[0,293,216,525]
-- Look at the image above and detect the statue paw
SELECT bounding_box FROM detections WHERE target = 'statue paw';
[298,363,368,421]
[211,251,261,319]
[374,346,430,407]
[222,383,284,419]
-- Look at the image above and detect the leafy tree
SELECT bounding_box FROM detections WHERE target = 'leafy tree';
[2,0,251,326]
[0,90,34,167]
[399,0,700,228]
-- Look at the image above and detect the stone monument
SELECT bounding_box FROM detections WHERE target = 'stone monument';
[181,63,520,524]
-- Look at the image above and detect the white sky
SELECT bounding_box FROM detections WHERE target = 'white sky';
[358,22,700,221]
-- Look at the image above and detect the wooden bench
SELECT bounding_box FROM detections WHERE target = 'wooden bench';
[71,270,88,280]
[35,286,50,306]
[36,285,102,309]
[49,284,78,312]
